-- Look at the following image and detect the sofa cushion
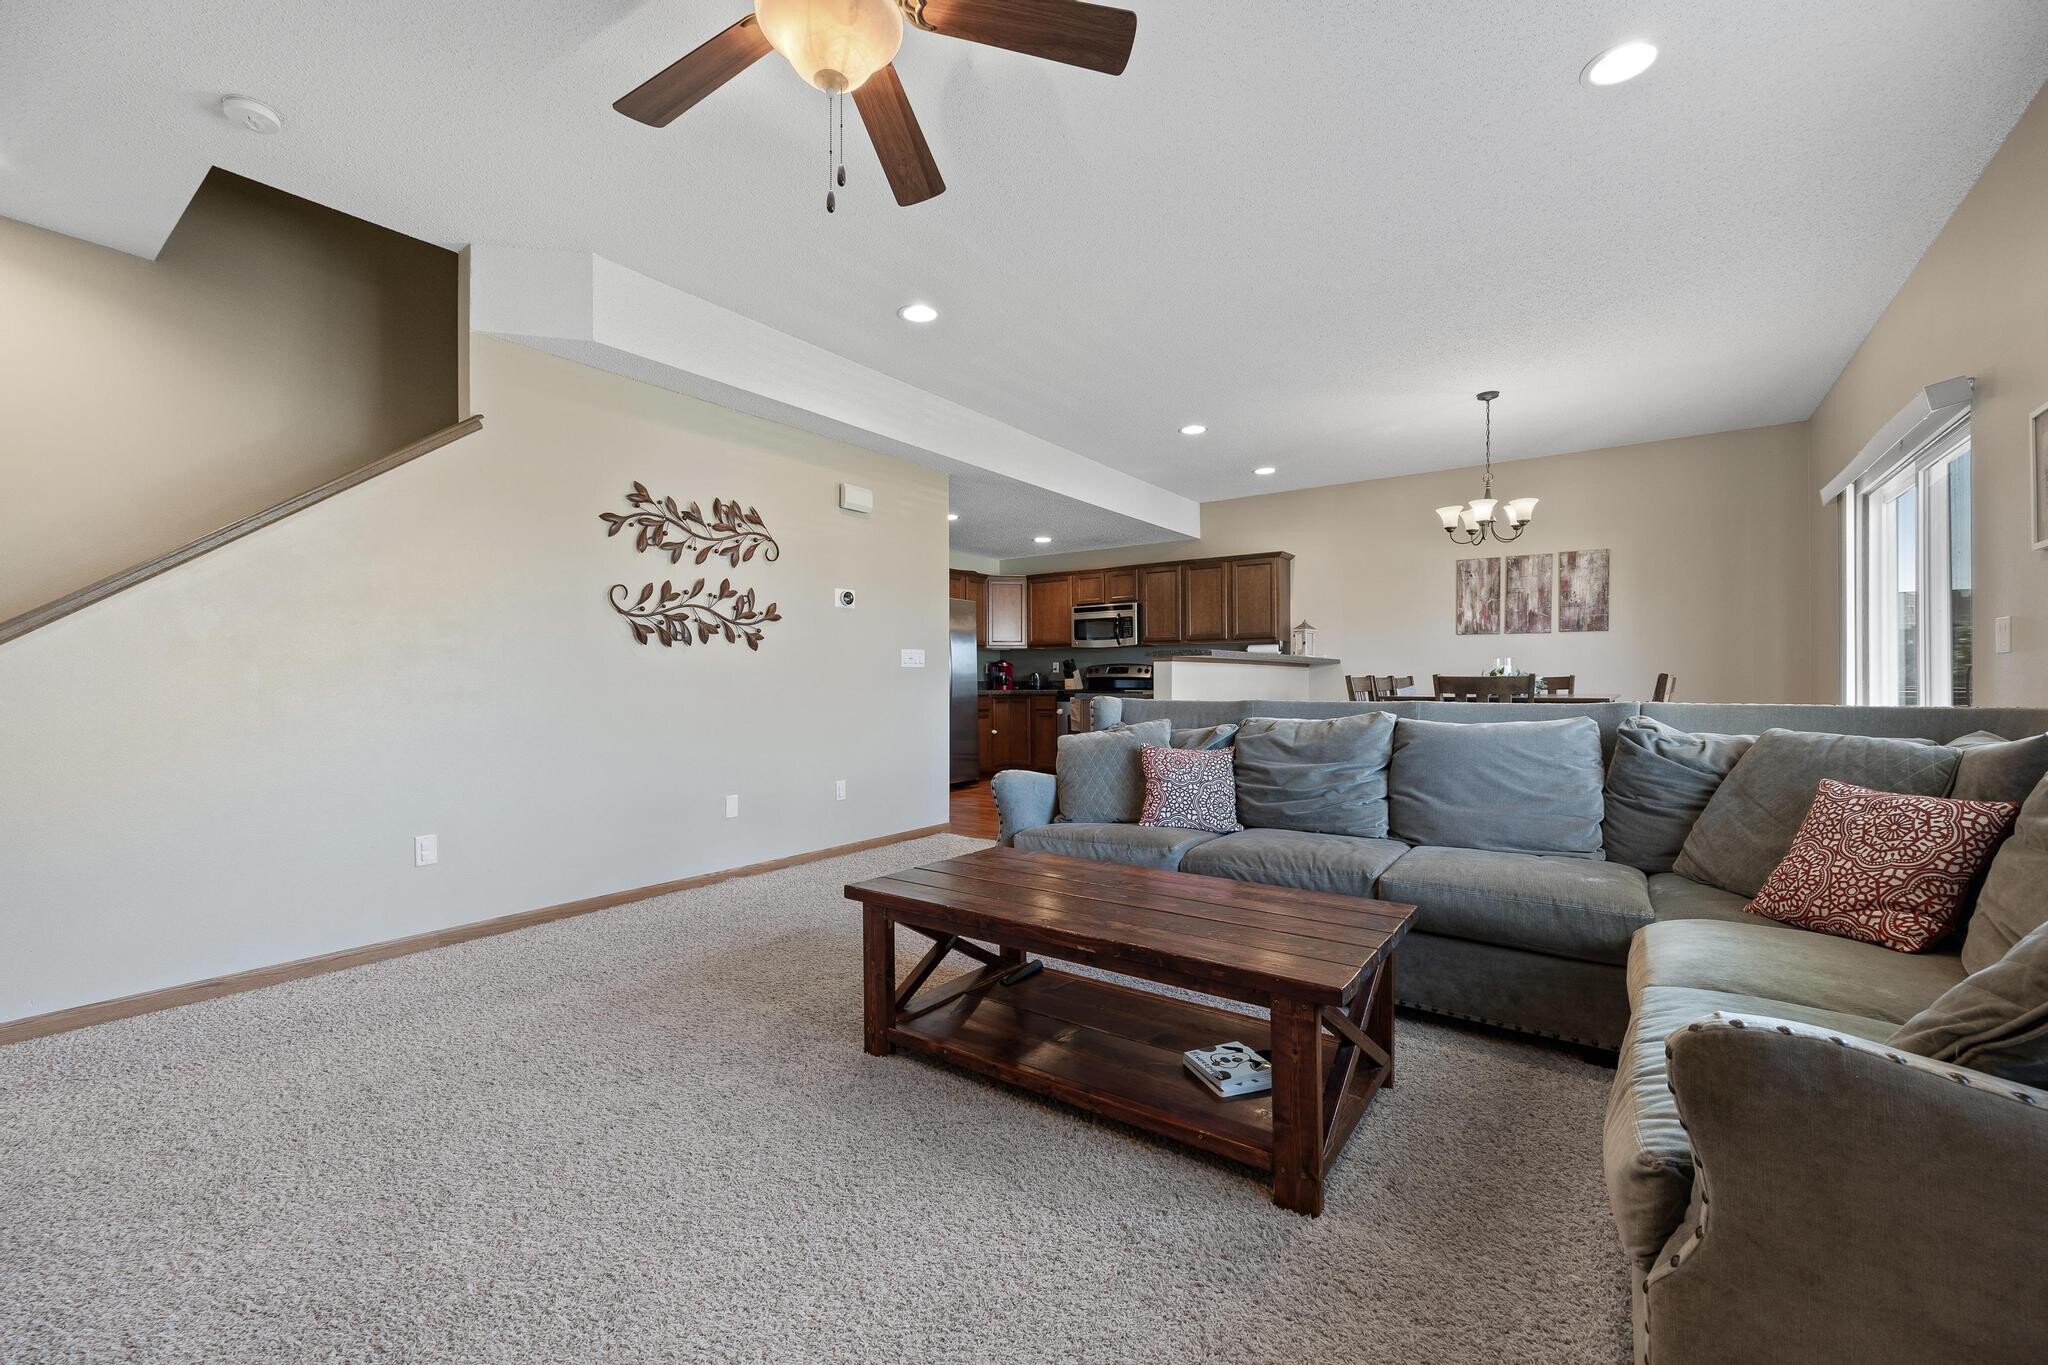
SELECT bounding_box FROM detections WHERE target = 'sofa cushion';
[1179,828,1408,897]
[1138,745,1242,835]
[1742,779,2016,953]
[1387,716,1607,857]
[1231,713,1395,838]
[1601,717,1753,873]
[1013,822,1220,870]
[1672,729,1960,897]
[1962,773,2048,973]
[1604,981,1897,1263]
[1055,720,1171,824]
[1892,920,2048,1088]
[1374,846,1650,965]
[1625,918,1964,1024]
[1171,723,1239,751]
[1949,730,2048,805]
[1645,872,1794,930]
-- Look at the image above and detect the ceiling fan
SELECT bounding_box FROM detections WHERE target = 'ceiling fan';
[614,0,1138,208]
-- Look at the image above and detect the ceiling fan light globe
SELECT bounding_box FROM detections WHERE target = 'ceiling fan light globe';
[755,0,903,94]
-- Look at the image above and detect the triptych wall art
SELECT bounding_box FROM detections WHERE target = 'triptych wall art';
[598,483,783,650]
[1455,548,1609,635]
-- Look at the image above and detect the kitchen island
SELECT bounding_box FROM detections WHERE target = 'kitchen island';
[1149,654,1348,702]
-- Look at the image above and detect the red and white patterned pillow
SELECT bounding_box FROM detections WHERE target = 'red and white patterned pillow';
[1139,745,1242,834]
[1745,779,2018,952]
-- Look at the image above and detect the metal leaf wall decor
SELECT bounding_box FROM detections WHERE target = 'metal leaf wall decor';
[599,484,780,566]
[600,485,782,651]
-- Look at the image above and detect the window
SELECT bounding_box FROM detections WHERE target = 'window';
[1847,419,1972,705]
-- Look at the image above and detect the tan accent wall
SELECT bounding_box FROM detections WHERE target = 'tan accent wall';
[0,336,948,1024]
[1807,79,2048,707]
[0,170,457,621]
[1008,423,1816,703]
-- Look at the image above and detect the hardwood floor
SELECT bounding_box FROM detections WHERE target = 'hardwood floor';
[949,781,1000,839]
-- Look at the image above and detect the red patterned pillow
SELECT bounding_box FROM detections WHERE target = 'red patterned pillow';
[1140,745,1242,834]
[1745,779,2018,952]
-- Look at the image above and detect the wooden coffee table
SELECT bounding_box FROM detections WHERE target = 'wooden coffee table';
[843,846,1416,1216]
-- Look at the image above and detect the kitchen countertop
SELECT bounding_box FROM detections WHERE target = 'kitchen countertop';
[977,689,1080,698]
[1147,654,1342,668]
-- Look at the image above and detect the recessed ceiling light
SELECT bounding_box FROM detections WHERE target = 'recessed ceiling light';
[1033,535,1052,544]
[947,512,959,521]
[897,302,939,323]
[1582,41,1657,87]
[1254,466,1276,476]
[1180,424,1207,436]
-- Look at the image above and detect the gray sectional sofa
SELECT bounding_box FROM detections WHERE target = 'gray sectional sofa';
[989,696,2048,1365]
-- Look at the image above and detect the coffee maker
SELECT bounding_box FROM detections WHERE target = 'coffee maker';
[984,660,1014,691]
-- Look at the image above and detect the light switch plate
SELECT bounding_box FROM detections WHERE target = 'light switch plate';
[901,648,925,668]
[725,794,739,819]
[1994,616,2012,654]
[414,834,438,867]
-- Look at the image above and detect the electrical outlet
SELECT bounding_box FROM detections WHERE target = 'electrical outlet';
[836,779,847,801]
[414,834,438,867]
[1995,616,2012,655]
[901,648,925,668]
[725,794,739,819]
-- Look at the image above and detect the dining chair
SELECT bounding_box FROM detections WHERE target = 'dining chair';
[1345,675,1373,701]
[1378,674,1416,699]
[1653,672,1677,702]
[1433,674,1536,702]
[1541,675,1576,696]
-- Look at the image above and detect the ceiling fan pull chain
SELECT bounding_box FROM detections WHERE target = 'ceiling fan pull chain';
[837,88,847,188]
[825,90,836,213]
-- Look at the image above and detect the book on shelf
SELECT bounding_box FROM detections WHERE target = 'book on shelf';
[1182,1041,1273,1099]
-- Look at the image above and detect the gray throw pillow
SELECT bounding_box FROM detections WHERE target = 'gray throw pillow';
[1056,720,1171,824]
[1892,918,2048,1089]
[1233,713,1395,838]
[1672,729,1961,898]
[1962,773,2048,974]
[1949,731,2048,805]
[1601,717,1754,873]
[1171,723,1239,751]
[1387,716,1606,857]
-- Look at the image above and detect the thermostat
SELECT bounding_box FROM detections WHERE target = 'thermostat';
[839,483,874,514]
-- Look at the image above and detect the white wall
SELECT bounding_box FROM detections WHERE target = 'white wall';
[0,335,948,1024]
[0,171,458,621]
[1008,423,1816,703]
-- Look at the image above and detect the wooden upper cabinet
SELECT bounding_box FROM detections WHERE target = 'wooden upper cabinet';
[1026,575,1074,647]
[1103,568,1138,603]
[1225,554,1290,642]
[1138,565,1183,643]
[1181,562,1228,641]
[1070,571,1106,606]
[947,569,988,645]
[985,576,1027,649]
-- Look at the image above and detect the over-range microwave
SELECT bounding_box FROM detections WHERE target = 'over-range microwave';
[1072,600,1140,648]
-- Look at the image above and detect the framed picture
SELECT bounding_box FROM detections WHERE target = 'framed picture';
[1454,557,1501,635]
[1504,553,1554,634]
[2033,400,2048,552]
[1558,548,1611,633]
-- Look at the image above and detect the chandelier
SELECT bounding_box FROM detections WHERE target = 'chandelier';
[1435,390,1537,545]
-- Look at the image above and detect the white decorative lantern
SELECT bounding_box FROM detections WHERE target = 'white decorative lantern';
[1290,620,1317,656]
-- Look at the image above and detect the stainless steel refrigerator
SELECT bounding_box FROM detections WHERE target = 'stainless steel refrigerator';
[948,598,979,785]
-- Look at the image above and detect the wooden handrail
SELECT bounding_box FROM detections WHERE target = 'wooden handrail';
[0,415,484,646]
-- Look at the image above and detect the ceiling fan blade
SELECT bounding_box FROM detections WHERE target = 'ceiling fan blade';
[614,15,773,126]
[917,0,1136,76]
[852,65,946,207]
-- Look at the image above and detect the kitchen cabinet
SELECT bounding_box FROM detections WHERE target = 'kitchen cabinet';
[982,694,1032,774]
[1225,554,1290,643]
[1138,565,1183,644]
[985,576,1027,649]
[1026,575,1073,648]
[1070,570,1106,606]
[947,569,988,645]
[976,697,994,775]
[1182,561,1228,641]
[1028,695,1061,771]
[1103,568,1138,603]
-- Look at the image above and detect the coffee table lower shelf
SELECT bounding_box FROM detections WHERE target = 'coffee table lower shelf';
[888,966,1344,1175]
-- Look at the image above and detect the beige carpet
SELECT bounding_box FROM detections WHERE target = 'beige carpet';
[0,833,1629,1364]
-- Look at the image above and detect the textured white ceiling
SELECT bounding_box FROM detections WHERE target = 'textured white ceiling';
[5,1,2046,534]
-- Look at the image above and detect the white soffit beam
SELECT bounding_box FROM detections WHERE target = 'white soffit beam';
[467,246,1200,542]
